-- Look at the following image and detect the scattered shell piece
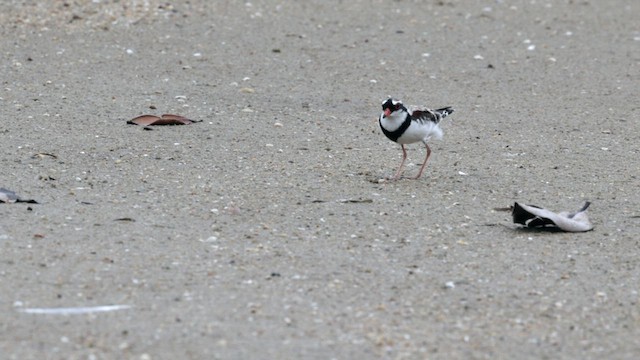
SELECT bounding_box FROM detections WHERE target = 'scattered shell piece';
[0,188,38,204]
[339,198,373,204]
[127,114,201,126]
[512,201,593,232]
[200,236,218,243]
[0,188,18,203]
[32,152,57,159]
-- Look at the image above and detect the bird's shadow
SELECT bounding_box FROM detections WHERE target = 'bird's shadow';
[513,226,568,233]
[493,223,577,233]
[366,174,420,183]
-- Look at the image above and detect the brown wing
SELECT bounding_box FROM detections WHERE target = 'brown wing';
[409,109,440,124]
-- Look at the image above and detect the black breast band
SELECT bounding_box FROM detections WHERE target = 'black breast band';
[380,116,411,142]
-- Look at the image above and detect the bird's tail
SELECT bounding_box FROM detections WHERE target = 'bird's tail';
[435,107,454,119]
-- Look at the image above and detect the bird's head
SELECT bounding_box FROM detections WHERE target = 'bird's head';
[381,98,404,118]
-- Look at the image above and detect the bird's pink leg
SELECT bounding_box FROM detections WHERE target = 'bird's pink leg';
[414,143,432,179]
[392,144,408,180]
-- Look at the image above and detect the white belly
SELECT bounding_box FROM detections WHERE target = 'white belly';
[396,121,443,144]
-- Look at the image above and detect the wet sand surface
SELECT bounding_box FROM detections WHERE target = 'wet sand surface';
[1,1,639,358]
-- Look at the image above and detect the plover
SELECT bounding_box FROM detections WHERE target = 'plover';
[379,98,453,180]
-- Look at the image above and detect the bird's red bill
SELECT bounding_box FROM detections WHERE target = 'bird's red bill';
[383,109,391,118]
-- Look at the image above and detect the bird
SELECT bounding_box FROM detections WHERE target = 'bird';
[379,98,453,180]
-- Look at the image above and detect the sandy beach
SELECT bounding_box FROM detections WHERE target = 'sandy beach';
[1,1,639,358]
